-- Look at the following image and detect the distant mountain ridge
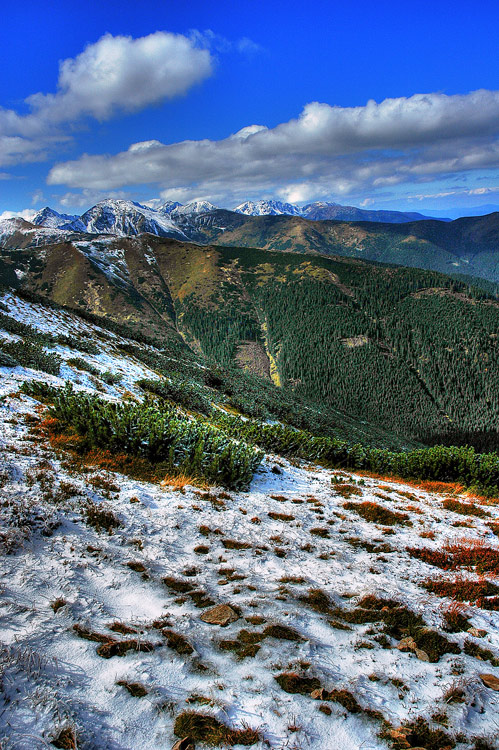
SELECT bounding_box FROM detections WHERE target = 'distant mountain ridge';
[235,199,303,217]
[234,199,445,223]
[3,200,499,284]
[28,197,447,242]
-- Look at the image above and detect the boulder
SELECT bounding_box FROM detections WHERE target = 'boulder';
[311,688,328,700]
[414,648,430,662]
[479,673,499,691]
[397,637,417,652]
[200,604,239,626]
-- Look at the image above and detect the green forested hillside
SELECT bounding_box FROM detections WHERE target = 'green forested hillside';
[1,235,498,448]
[174,246,499,447]
[188,210,499,285]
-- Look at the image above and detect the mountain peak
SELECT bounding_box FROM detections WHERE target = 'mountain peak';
[171,200,218,216]
[157,200,182,215]
[76,199,187,239]
[32,206,78,229]
[234,200,302,216]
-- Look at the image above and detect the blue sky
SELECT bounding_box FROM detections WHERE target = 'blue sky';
[1,0,498,217]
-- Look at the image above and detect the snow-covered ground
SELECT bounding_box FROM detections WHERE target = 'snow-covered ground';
[1,295,499,750]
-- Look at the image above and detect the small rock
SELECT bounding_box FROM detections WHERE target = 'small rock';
[468,627,487,638]
[200,604,239,626]
[172,739,195,750]
[415,648,430,662]
[397,637,417,652]
[318,703,332,715]
[271,465,282,475]
[479,673,499,691]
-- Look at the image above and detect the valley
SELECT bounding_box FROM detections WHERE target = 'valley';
[1,229,498,448]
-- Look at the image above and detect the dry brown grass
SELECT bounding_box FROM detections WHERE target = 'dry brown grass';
[268,511,295,521]
[443,498,490,518]
[51,726,77,749]
[423,575,499,602]
[116,680,148,697]
[409,537,499,575]
[222,539,251,550]
[162,629,194,655]
[275,672,321,694]
[355,469,470,497]
[333,484,363,499]
[420,530,436,539]
[174,711,261,746]
[441,601,471,632]
[161,473,208,490]
[344,501,411,526]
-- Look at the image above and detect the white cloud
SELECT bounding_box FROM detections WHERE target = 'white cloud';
[47,90,499,203]
[31,190,44,205]
[0,208,36,221]
[0,32,214,167]
[188,29,263,56]
[410,186,499,201]
[57,188,131,209]
[27,32,212,123]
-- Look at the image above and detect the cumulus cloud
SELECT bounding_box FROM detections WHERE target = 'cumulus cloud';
[0,32,213,167]
[57,188,131,209]
[47,90,499,202]
[27,32,212,122]
[0,208,36,221]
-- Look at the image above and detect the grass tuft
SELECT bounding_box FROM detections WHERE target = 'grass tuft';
[173,711,261,746]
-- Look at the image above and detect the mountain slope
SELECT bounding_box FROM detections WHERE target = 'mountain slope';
[24,201,498,282]
[32,206,80,229]
[301,201,443,222]
[2,233,498,447]
[76,199,188,239]
[235,199,303,216]
[190,212,499,284]
[1,288,499,750]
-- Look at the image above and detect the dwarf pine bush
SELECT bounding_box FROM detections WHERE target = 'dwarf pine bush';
[215,413,499,494]
[0,340,61,375]
[137,376,213,416]
[67,357,99,375]
[215,413,367,467]
[46,386,261,489]
[0,311,99,354]
[20,381,499,493]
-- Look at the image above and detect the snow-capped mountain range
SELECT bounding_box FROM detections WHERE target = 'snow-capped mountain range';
[234,199,303,216]
[21,197,444,243]
[234,199,444,222]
